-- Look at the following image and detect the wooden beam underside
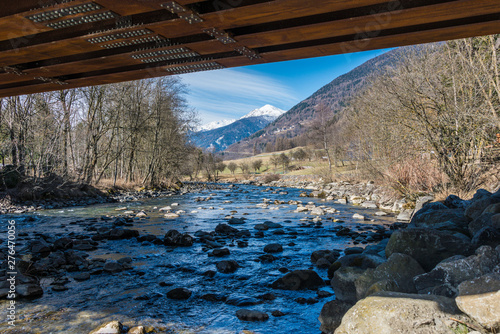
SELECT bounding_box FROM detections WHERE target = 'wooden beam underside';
[0,0,498,97]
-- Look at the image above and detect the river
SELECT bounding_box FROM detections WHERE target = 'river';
[0,184,397,333]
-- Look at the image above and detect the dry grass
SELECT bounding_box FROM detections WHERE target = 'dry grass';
[96,178,143,192]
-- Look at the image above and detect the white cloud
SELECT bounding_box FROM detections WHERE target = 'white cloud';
[179,68,298,124]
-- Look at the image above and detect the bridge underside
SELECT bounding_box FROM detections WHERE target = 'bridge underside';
[0,0,499,98]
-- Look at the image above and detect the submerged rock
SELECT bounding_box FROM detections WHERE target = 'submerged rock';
[166,288,192,300]
[236,309,269,321]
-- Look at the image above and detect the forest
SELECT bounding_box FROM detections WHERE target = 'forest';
[0,77,195,189]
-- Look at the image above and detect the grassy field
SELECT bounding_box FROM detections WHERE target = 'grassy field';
[219,147,356,178]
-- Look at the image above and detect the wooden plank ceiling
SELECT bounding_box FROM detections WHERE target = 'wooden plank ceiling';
[0,0,499,97]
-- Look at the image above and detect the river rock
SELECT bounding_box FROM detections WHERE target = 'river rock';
[263,221,282,229]
[89,321,122,334]
[163,230,193,247]
[226,294,261,306]
[385,228,474,271]
[215,223,239,236]
[209,248,230,257]
[410,207,469,233]
[465,191,500,220]
[167,288,192,300]
[355,253,425,299]
[103,261,123,273]
[127,326,145,334]
[352,214,365,220]
[331,267,365,302]
[311,250,340,264]
[335,292,471,334]
[108,228,139,240]
[254,223,269,231]
[228,217,246,225]
[471,226,500,247]
[318,300,354,334]
[73,272,91,281]
[468,212,496,236]
[53,237,73,250]
[30,239,52,254]
[263,243,283,253]
[216,260,239,273]
[236,309,269,321]
[17,284,43,298]
[271,270,324,290]
[455,273,500,331]
[444,194,470,209]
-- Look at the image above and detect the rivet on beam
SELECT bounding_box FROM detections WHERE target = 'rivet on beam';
[203,28,236,44]
[234,46,260,60]
[34,76,68,85]
[3,66,26,76]
[161,1,186,14]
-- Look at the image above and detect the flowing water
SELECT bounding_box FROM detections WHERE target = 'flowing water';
[0,184,397,334]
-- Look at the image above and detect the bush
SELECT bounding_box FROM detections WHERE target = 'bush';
[0,165,22,190]
[263,174,281,183]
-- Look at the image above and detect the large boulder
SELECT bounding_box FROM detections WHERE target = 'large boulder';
[465,191,500,220]
[410,207,470,234]
[334,292,472,334]
[455,273,500,331]
[471,226,500,247]
[319,300,354,334]
[385,228,474,271]
[355,253,425,299]
[331,267,366,302]
[413,245,499,294]
[163,230,193,247]
[271,270,324,290]
[469,213,496,236]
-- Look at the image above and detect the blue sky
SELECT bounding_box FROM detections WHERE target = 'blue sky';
[179,48,392,125]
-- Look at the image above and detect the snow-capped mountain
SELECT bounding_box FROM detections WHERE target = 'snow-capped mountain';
[191,104,287,152]
[196,119,236,132]
[195,105,285,133]
[241,104,286,120]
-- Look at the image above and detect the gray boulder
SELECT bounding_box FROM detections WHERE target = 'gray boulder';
[355,253,425,299]
[386,228,474,271]
[331,267,365,303]
[469,213,496,236]
[465,192,500,220]
[335,292,472,334]
[413,245,499,297]
[319,300,353,334]
[456,273,500,331]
